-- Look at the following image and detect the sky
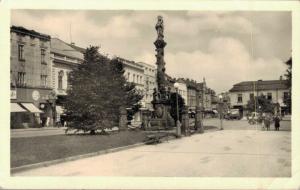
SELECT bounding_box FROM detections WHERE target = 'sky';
[11,10,291,93]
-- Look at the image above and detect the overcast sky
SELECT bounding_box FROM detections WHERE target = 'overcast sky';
[11,10,291,93]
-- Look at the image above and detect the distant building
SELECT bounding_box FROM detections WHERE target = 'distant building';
[175,79,188,105]
[10,26,53,128]
[228,79,290,115]
[139,62,157,111]
[117,57,145,122]
[50,38,84,122]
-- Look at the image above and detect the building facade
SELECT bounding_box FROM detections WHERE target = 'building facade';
[50,38,84,122]
[228,79,290,116]
[139,62,157,111]
[117,57,145,122]
[175,79,188,105]
[10,26,53,128]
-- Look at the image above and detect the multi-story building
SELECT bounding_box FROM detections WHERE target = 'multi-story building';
[50,38,84,121]
[139,62,157,110]
[228,79,290,116]
[10,26,53,128]
[117,57,145,122]
[175,79,188,105]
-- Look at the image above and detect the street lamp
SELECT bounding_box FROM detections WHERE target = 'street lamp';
[218,94,224,130]
[174,82,181,137]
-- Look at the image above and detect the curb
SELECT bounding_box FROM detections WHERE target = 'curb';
[11,142,145,174]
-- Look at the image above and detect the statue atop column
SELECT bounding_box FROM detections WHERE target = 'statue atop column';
[154,15,167,99]
[150,15,175,129]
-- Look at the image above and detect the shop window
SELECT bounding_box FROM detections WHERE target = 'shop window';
[18,44,25,61]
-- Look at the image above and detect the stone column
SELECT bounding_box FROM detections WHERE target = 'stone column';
[119,107,127,130]
[195,106,204,133]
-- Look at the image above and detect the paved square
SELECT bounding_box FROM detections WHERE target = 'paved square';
[14,120,291,177]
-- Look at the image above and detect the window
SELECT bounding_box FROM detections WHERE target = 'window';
[267,93,272,101]
[58,71,64,89]
[127,72,130,81]
[18,44,25,61]
[41,49,46,64]
[17,72,26,86]
[237,94,243,103]
[133,74,135,83]
[249,93,254,100]
[140,76,143,84]
[41,75,47,87]
[136,75,139,83]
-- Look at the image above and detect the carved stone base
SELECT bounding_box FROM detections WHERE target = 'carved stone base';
[149,102,175,130]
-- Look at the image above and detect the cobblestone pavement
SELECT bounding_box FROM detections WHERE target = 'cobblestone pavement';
[14,120,291,177]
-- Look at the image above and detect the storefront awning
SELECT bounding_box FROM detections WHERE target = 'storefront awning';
[56,106,64,114]
[21,103,43,113]
[11,103,27,112]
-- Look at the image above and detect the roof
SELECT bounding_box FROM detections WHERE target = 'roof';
[229,80,289,92]
[68,43,86,54]
[51,38,84,60]
[11,25,50,41]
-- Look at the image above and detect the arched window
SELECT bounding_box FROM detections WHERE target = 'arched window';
[58,70,64,89]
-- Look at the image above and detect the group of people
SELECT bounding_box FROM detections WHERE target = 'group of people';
[261,113,281,131]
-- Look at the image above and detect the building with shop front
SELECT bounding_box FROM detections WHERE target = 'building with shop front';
[50,38,84,123]
[10,26,53,128]
[228,78,290,116]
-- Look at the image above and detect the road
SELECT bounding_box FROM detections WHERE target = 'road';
[14,119,291,177]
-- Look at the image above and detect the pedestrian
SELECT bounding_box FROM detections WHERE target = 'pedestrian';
[264,115,271,131]
[274,115,281,131]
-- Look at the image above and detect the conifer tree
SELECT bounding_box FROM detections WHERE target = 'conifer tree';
[64,46,143,134]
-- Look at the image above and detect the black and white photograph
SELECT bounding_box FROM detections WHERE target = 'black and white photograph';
[1,0,300,189]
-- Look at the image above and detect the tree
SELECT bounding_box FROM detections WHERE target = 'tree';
[246,95,275,114]
[285,57,292,88]
[284,57,292,113]
[64,46,143,134]
[169,92,185,122]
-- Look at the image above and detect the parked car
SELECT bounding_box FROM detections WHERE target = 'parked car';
[226,109,241,120]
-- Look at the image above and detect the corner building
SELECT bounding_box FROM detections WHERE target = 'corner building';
[10,26,53,128]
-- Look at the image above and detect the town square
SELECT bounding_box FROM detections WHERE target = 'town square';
[4,7,296,188]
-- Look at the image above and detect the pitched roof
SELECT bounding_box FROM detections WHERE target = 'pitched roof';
[51,38,84,60]
[68,43,86,54]
[229,80,289,92]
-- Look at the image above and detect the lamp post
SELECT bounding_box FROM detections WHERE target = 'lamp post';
[174,82,181,137]
[218,94,224,130]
